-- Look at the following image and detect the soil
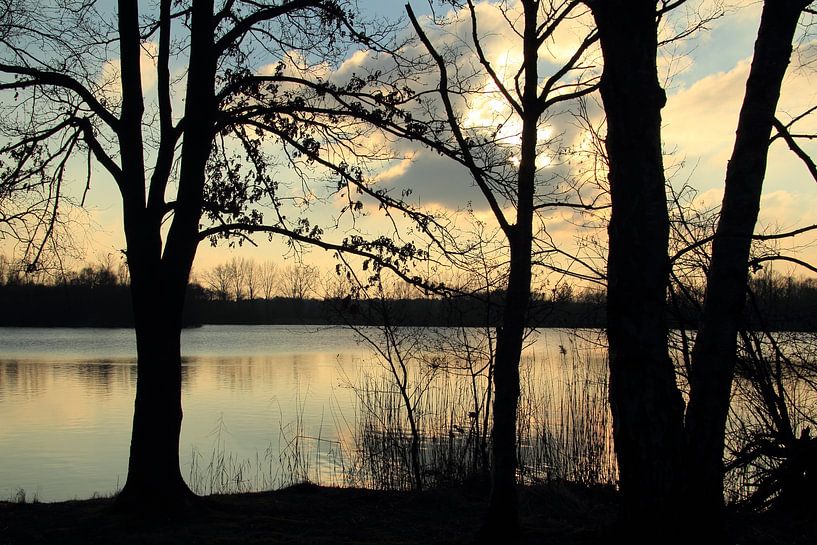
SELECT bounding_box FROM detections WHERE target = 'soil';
[1,483,814,544]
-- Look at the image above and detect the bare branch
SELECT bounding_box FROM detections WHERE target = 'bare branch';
[0,64,119,130]
[750,255,817,276]
[405,3,512,235]
[771,116,817,184]
[672,224,817,263]
[465,0,523,115]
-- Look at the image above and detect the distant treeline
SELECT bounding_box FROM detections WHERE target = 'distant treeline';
[0,266,604,328]
[0,260,606,327]
[0,261,815,330]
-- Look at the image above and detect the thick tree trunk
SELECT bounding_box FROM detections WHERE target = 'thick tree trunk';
[114,0,215,513]
[114,224,197,512]
[590,0,686,533]
[685,0,805,523]
[116,286,195,512]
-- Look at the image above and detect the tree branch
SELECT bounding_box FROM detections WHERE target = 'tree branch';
[214,0,325,55]
[671,223,817,263]
[406,3,512,235]
[771,116,817,184]
[465,0,523,115]
[0,64,119,131]
[750,255,817,276]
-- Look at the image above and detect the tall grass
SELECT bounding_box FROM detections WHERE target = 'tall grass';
[338,329,617,491]
[186,325,817,508]
[518,345,616,485]
[186,329,618,495]
[188,404,348,495]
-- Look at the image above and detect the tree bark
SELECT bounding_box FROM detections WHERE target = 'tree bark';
[685,0,806,523]
[589,0,686,533]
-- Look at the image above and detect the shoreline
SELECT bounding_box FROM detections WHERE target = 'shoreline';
[2,482,815,544]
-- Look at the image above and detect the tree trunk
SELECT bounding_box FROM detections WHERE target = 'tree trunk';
[482,4,537,533]
[114,0,215,513]
[114,226,197,512]
[482,233,530,540]
[116,286,195,512]
[685,0,805,523]
[590,0,686,533]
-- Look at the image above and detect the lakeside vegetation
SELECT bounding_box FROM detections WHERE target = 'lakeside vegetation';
[2,325,816,545]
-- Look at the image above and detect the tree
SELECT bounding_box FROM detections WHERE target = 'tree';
[281,262,319,299]
[243,258,258,300]
[407,2,601,537]
[585,0,686,529]
[0,0,398,512]
[258,260,279,299]
[226,257,248,301]
[684,0,813,524]
[326,1,604,537]
[586,0,814,536]
[204,263,232,302]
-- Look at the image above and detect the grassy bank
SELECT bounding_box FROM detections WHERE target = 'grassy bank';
[3,483,816,545]
[1,483,616,545]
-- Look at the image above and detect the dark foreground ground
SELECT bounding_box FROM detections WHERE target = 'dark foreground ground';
[1,483,815,545]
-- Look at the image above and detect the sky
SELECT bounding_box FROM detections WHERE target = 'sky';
[3,0,817,287]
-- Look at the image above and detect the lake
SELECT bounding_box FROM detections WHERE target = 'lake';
[0,325,606,501]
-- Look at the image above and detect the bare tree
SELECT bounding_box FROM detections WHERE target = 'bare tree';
[0,0,404,512]
[281,263,319,299]
[685,0,814,526]
[203,263,232,302]
[243,258,258,300]
[586,0,814,537]
[0,254,8,286]
[397,3,601,537]
[258,260,279,300]
[584,0,687,531]
[226,257,247,301]
[292,1,604,535]
[293,1,604,536]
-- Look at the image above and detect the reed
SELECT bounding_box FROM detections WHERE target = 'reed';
[341,330,617,491]
[187,326,817,509]
[186,329,620,495]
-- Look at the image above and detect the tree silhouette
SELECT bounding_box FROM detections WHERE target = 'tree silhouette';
[320,1,605,537]
[585,0,687,532]
[685,0,814,528]
[0,0,406,512]
[587,0,815,537]
[281,263,319,299]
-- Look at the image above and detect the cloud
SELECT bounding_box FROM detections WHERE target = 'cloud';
[664,44,817,185]
[374,148,483,210]
[759,190,817,229]
[663,60,749,168]
[662,37,817,270]
[98,41,159,102]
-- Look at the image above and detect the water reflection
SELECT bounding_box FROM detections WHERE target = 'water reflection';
[0,325,596,501]
[0,360,134,399]
[0,326,368,502]
[1,361,51,399]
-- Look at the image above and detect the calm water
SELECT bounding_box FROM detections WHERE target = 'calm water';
[0,325,588,501]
